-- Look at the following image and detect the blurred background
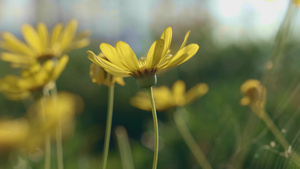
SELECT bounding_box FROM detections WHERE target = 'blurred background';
[1,0,300,168]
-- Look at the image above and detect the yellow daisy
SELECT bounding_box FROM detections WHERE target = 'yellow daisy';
[87,27,199,88]
[130,80,209,111]
[0,19,90,68]
[240,79,266,116]
[26,92,83,146]
[90,53,125,87]
[0,55,68,100]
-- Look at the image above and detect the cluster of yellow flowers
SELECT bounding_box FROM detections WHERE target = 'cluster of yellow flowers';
[0,19,89,161]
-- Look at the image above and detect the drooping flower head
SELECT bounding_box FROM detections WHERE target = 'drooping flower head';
[0,55,68,100]
[130,80,209,111]
[90,53,125,87]
[0,19,90,68]
[87,27,199,88]
[240,79,266,117]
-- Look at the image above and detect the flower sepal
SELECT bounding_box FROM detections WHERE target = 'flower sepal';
[136,73,157,89]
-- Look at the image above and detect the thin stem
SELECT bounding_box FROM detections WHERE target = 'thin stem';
[174,108,212,169]
[42,87,51,169]
[102,86,115,169]
[115,126,135,169]
[146,87,159,169]
[259,108,300,167]
[49,82,64,169]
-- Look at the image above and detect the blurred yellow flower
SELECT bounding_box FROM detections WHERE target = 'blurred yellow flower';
[90,53,125,87]
[0,118,29,153]
[240,79,266,114]
[130,80,209,111]
[87,27,199,88]
[0,19,90,68]
[0,55,68,100]
[26,92,84,149]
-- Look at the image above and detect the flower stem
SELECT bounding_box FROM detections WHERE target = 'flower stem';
[49,82,64,169]
[259,108,300,166]
[174,108,212,169]
[102,85,115,169]
[146,87,159,169]
[42,87,51,169]
[115,126,135,169]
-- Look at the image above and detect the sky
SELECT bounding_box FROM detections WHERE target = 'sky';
[0,0,298,50]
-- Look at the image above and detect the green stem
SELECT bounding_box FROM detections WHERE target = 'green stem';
[259,108,300,167]
[146,87,159,169]
[42,87,51,169]
[115,126,135,169]
[102,86,115,169]
[174,109,212,169]
[51,82,64,169]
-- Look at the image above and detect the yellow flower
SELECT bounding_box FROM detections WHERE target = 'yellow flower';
[87,27,199,88]
[130,80,209,111]
[0,19,90,68]
[0,55,68,100]
[0,118,29,153]
[240,79,266,114]
[26,92,84,149]
[90,53,125,87]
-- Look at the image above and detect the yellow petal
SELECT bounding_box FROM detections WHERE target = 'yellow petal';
[115,41,139,71]
[90,63,105,85]
[22,24,42,54]
[179,31,190,50]
[100,43,129,70]
[145,39,164,70]
[51,23,63,46]
[65,39,90,52]
[240,96,250,106]
[172,80,186,106]
[185,83,209,105]
[160,27,172,57]
[87,50,130,77]
[51,55,69,80]
[59,19,78,51]
[37,23,49,51]
[1,52,35,66]
[162,44,199,69]
[0,32,34,56]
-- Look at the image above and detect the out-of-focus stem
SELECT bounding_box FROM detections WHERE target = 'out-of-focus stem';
[42,87,51,169]
[102,86,115,169]
[49,82,64,169]
[115,126,135,169]
[257,108,300,167]
[146,87,159,169]
[174,109,212,169]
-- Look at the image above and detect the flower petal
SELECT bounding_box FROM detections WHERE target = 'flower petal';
[51,23,63,46]
[185,83,209,105]
[100,43,129,71]
[115,41,139,71]
[87,50,130,77]
[145,39,164,70]
[37,23,49,51]
[22,24,42,54]
[160,27,172,56]
[0,32,33,56]
[172,80,186,106]
[179,31,190,50]
[162,44,199,69]
[59,19,78,51]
